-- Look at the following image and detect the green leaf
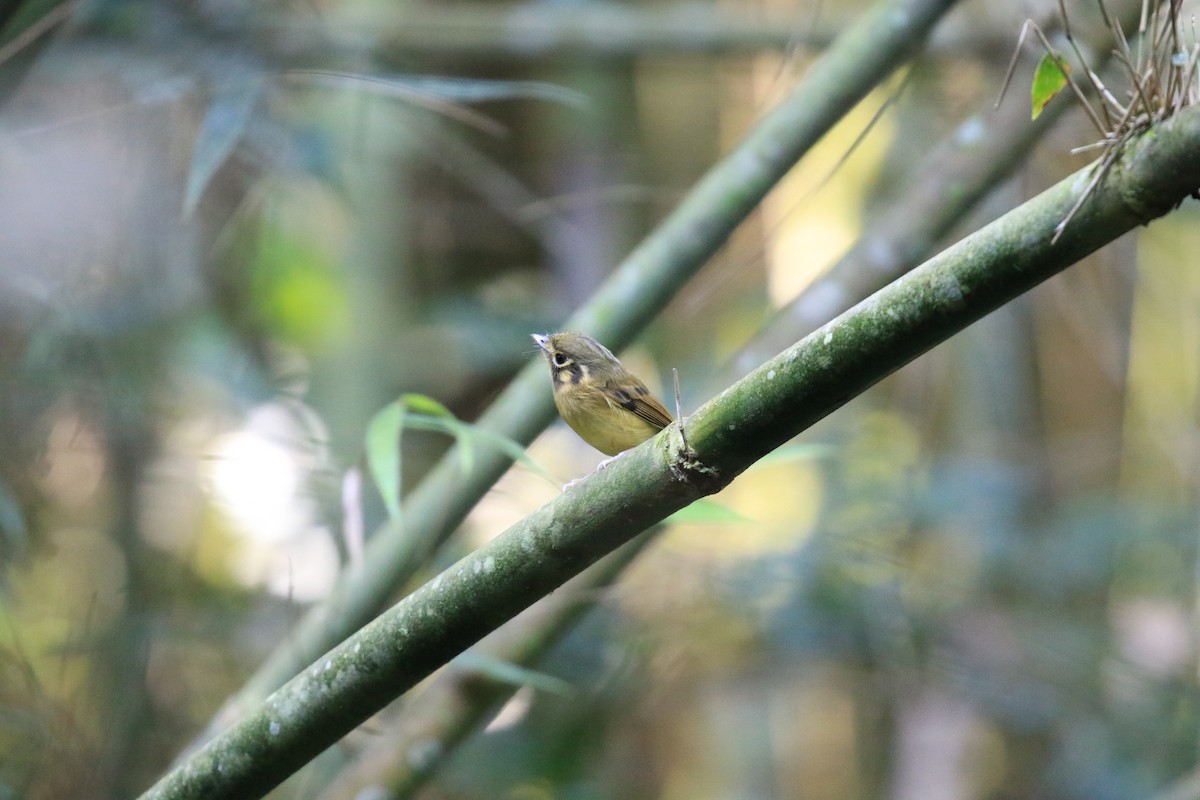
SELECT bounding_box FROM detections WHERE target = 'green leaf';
[455,651,574,696]
[667,498,753,525]
[445,419,556,483]
[399,399,555,484]
[1031,52,1070,120]
[402,393,455,418]
[756,443,836,465]
[365,401,406,520]
[392,394,476,474]
[365,394,558,521]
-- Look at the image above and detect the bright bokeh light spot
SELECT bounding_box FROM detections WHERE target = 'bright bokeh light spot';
[210,428,300,544]
[205,402,338,601]
[753,63,896,306]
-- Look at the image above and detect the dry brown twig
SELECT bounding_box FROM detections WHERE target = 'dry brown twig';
[999,0,1200,241]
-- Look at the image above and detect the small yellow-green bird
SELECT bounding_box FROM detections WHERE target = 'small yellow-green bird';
[532,332,673,456]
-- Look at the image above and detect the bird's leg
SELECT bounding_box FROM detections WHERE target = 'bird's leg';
[595,450,626,471]
[562,450,628,492]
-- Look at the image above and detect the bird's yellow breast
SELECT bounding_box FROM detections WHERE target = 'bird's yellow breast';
[553,384,661,456]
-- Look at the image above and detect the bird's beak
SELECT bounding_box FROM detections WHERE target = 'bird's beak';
[531,333,550,352]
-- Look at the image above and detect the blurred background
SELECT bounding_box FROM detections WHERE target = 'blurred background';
[1,0,1198,797]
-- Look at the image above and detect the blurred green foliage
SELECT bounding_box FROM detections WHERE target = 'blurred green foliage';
[0,0,1197,798]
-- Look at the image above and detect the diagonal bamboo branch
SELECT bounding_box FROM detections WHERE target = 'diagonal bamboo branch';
[729,0,1155,377]
[314,532,655,800]
[193,0,961,744]
[141,99,1200,800]
[305,7,1163,792]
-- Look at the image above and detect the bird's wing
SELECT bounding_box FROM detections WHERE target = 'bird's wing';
[604,382,673,430]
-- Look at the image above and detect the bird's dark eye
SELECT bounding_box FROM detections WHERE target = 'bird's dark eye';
[553,352,568,366]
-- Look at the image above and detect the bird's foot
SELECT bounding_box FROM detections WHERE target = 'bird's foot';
[561,451,627,492]
[595,451,625,471]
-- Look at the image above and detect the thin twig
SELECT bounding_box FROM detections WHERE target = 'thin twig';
[1032,19,1112,135]
[996,19,1036,109]
[1060,0,1117,130]
[0,0,75,67]
[672,368,687,454]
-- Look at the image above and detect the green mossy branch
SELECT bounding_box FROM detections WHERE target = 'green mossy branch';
[199,0,961,741]
[315,534,654,800]
[690,108,1200,476]
[143,100,1200,800]
[729,0,1154,376]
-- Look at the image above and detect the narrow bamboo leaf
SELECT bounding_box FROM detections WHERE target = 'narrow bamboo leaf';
[399,401,556,483]
[455,651,574,696]
[184,76,263,215]
[456,424,558,484]
[396,394,476,475]
[401,393,455,418]
[365,401,406,521]
[755,443,837,465]
[1031,52,1070,119]
[667,498,752,524]
[291,70,587,110]
[389,75,588,109]
[366,394,558,520]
